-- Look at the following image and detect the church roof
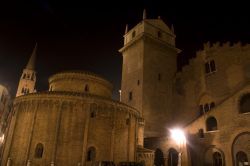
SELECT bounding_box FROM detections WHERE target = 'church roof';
[26,43,37,70]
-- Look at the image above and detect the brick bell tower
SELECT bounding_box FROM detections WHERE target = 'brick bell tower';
[119,10,180,138]
[16,43,37,97]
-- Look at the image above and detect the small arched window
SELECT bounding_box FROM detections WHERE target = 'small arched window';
[206,116,218,131]
[35,143,44,158]
[213,152,223,166]
[31,73,34,80]
[85,85,89,92]
[239,94,250,113]
[87,147,96,161]
[210,102,215,109]
[23,74,26,79]
[21,88,25,93]
[204,104,209,112]
[236,151,248,166]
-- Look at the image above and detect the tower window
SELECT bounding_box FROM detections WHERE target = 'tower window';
[205,60,216,74]
[137,80,140,85]
[21,88,25,93]
[129,91,133,101]
[210,102,215,109]
[31,73,34,81]
[35,143,44,158]
[132,31,136,38]
[22,74,26,79]
[206,116,218,131]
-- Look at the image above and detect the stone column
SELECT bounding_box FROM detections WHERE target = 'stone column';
[51,101,63,164]
[81,103,91,166]
[25,101,39,163]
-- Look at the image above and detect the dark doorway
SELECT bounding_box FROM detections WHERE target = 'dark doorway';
[154,148,165,166]
[168,148,178,166]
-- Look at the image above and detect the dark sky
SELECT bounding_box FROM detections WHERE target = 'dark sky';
[0,1,249,99]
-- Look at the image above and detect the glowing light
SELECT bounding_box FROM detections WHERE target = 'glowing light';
[170,128,186,145]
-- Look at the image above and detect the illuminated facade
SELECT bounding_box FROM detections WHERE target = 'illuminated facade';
[1,10,250,166]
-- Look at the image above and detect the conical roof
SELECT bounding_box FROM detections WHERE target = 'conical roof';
[26,43,37,70]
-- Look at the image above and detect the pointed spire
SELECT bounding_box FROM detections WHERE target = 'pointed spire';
[125,24,128,34]
[143,9,146,20]
[26,43,37,70]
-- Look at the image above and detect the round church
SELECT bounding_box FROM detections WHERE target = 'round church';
[1,71,143,166]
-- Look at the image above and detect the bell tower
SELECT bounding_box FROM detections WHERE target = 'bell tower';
[119,10,180,137]
[16,43,37,97]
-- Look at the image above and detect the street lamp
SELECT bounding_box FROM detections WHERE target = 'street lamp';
[170,128,186,166]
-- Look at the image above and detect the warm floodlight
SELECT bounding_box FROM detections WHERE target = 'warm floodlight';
[170,128,186,146]
[170,128,186,166]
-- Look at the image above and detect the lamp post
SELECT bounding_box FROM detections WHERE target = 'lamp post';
[170,129,186,166]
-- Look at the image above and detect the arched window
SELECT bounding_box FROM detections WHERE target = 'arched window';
[87,147,96,161]
[21,88,25,93]
[210,102,215,109]
[167,148,178,166]
[85,85,89,92]
[206,116,218,131]
[31,73,34,80]
[23,74,26,79]
[204,104,209,112]
[154,148,165,166]
[213,152,222,166]
[239,94,250,113]
[236,151,248,166]
[35,143,44,158]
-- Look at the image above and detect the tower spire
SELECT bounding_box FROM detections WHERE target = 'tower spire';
[16,43,37,97]
[143,9,146,20]
[26,43,37,70]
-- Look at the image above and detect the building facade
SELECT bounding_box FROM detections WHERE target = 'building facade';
[120,12,250,166]
[0,85,11,148]
[2,71,145,166]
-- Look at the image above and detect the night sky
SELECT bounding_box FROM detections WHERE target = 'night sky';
[0,1,249,99]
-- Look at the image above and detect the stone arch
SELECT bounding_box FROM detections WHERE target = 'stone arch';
[204,146,225,166]
[231,132,250,166]
[206,116,218,131]
[154,148,165,166]
[167,148,178,166]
